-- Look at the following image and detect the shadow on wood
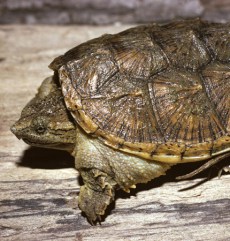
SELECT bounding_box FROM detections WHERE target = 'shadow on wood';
[17,146,229,192]
[14,141,230,226]
[17,147,75,169]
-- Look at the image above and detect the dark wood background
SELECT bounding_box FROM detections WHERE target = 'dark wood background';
[0,0,230,25]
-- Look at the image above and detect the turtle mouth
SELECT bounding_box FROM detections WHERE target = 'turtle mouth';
[23,138,55,147]
[22,138,74,151]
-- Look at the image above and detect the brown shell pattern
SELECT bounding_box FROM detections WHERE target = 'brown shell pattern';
[50,19,230,163]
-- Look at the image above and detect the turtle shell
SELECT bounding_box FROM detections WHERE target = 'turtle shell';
[49,19,230,163]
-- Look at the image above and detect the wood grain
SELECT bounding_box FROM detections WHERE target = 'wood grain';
[0,25,230,241]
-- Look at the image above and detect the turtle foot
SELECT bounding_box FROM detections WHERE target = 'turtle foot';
[78,169,116,224]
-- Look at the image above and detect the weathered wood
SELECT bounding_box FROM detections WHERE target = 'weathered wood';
[0,25,230,241]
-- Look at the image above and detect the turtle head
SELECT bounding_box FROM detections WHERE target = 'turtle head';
[11,76,76,152]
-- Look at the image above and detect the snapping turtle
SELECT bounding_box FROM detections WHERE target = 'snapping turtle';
[11,19,230,223]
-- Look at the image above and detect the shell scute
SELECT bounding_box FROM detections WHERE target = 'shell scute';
[202,62,230,131]
[202,23,230,61]
[108,30,168,78]
[152,23,211,71]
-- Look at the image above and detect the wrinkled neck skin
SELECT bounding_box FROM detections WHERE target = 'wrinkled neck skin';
[11,75,76,153]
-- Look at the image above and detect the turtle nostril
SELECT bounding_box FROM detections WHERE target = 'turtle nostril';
[10,124,17,135]
[10,123,22,139]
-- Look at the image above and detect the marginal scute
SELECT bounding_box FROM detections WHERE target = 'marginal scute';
[95,129,125,149]
[77,109,99,133]
[123,142,157,154]
[212,135,230,156]
[154,142,186,155]
[183,142,213,162]
[120,141,157,160]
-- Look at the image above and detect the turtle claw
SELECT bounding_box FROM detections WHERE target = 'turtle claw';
[218,165,230,178]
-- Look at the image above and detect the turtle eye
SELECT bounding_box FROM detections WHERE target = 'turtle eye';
[32,117,48,135]
[35,125,46,134]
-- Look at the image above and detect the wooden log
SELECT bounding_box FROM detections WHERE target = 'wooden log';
[0,25,230,241]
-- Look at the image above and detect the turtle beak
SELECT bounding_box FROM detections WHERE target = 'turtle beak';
[10,121,23,139]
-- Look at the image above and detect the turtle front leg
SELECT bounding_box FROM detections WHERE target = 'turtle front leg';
[74,128,171,223]
[73,128,118,223]
[78,169,116,224]
[78,169,116,223]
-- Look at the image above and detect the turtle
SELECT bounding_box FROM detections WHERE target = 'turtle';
[11,19,230,223]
